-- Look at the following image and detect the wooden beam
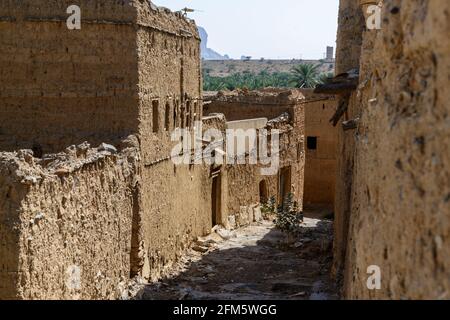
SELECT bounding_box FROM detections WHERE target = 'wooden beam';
[329,95,350,127]
[314,81,358,95]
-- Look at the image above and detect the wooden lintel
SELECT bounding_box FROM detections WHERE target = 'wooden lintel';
[314,81,358,95]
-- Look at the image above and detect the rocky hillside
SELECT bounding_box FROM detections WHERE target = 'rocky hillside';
[198,26,229,60]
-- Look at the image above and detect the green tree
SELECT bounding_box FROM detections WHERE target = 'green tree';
[318,72,334,84]
[275,193,302,243]
[290,63,321,88]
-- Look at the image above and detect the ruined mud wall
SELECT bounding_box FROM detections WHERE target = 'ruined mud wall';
[301,90,338,207]
[0,1,139,154]
[226,119,305,217]
[206,91,305,227]
[0,0,212,290]
[204,90,303,122]
[225,164,275,228]
[136,2,201,164]
[0,139,139,300]
[341,0,450,299]
[332,0,365,280]
[225,128,304,229]
[130,3,210,280]
[0,158,26,298]
[139,162,215,280]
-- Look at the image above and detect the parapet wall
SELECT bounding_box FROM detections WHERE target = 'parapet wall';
[204,89,305,122]
[1,1,137,21]
[0,137,140,299]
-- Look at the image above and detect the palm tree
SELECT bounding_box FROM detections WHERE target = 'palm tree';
[318,72,334,84]
[290,63,321,88]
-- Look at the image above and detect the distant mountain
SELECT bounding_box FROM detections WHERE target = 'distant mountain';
[198,26,229,60]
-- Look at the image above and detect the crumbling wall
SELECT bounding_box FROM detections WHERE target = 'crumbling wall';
[0,0,211,295]
[332,0,365,280]
[225,122,304,226]
[335,0,450,299]
[0,160,27,298]
[225,164,276,227]
[206,91,306,228]
[130,2,209,280]
[136,113,228,281]
[135,2,201,164]
[140,162,214,280]
[0,139,139,300]
[204,89,303,122]
[0,0,139,154]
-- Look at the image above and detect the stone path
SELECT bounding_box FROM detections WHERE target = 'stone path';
[137,217,338,300]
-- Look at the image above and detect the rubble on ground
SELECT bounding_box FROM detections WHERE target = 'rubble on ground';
[137,217,337,300]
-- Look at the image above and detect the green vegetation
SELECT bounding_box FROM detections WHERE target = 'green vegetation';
[290,63,321,88]
[203,63,332,91]
[261,193,304,235]
[274,193,303,235]
[203,69,292,91]
[318,72,334,84]
[261,196,277,219]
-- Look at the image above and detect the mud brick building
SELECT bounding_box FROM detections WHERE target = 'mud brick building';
[0,0,208,299]
[204,89,306,224]
[2,0,448,301]
[0,1,306,299]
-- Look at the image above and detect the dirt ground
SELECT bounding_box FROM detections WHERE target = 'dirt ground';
[136,215,338,300]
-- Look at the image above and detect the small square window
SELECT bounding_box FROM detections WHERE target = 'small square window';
[307,136,317,150]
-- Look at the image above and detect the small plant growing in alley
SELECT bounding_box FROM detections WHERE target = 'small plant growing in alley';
[274,193,303,237]
[261,196,276,219]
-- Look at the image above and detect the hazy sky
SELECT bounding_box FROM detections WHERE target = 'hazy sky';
[153,0,339,60]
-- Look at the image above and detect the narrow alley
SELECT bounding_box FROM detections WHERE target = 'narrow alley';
[138,216,338,300]
[1,0,447,303]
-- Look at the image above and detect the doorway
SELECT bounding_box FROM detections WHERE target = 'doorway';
[279,166,292,205]
[259,180,268,204]
[211,173,221,227]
